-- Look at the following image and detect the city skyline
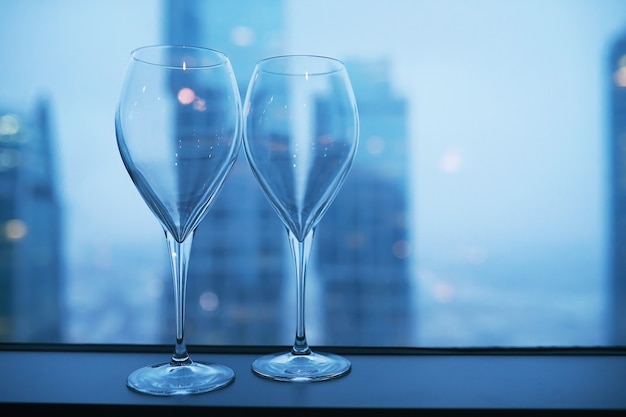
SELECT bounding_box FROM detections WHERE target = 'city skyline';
[163,0,413,347]
[1,0,625,346]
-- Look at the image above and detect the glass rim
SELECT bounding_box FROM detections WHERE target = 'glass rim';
[254,54,346,76]
[129,44,231,69]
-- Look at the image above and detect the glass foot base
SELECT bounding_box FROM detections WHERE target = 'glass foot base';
[252,351,351,382]
[127,360,235,396]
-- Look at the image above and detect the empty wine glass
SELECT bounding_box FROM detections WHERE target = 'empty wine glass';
[242,55,359,381]
[115,45,241,395]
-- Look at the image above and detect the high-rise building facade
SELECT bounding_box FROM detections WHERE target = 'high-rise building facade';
[0,99,63,342]
[164,0,289,345]
[164,0,413,346]
[316,59,413,345]
[609,29,626,345]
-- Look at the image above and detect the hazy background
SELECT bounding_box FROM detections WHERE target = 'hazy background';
[1,0,625,345]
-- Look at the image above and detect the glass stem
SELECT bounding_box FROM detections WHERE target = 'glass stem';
[289,228,314,356]
[165,230,194,365]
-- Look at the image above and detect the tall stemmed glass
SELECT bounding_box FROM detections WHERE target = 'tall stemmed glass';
[243,55,359,382]
[115,45,241,395]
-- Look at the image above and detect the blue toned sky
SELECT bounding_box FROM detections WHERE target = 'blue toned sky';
[1,0,626,344]
[286,0,626,251]
[2,0,623,259]
[0,0,163,250]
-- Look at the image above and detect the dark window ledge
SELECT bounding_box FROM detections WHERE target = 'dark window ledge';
[0,344,625,415]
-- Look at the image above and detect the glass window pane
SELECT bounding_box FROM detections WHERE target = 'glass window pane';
[1,0,625,347]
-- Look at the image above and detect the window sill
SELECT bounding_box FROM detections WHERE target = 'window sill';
[0,344,624,415]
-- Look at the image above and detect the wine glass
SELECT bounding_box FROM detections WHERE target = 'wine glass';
[242,55,359,382]
[115,45,241,395]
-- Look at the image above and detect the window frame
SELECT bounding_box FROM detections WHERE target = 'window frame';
[1,343,624,414]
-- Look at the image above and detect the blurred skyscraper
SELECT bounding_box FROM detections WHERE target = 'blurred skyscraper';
[165,0,284,94]
[164,0,413,346]
[316,60,413,345]
[609,29,626,345]
[165,0,289,344]
[0,99,63,342]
